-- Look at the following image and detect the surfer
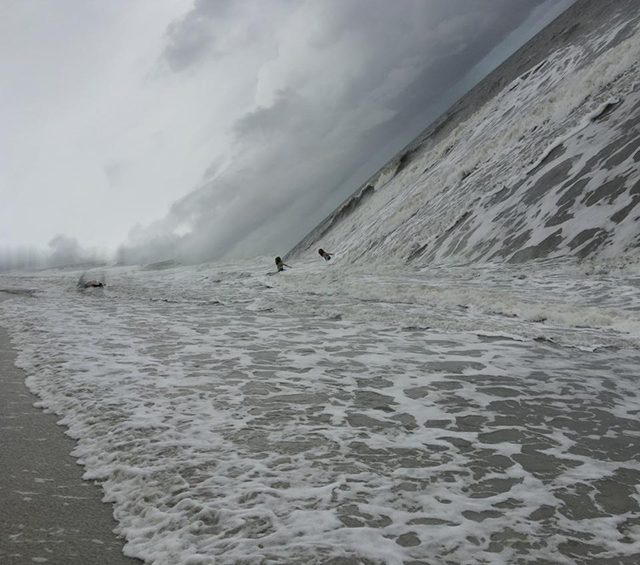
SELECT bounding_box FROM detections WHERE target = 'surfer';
[318,248,333,261]
[275,257,290,272]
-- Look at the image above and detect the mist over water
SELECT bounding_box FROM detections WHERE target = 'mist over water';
[0,234,111,272]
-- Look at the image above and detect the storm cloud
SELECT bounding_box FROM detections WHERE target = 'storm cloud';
[1,0,574,268]
[119,0,573,264]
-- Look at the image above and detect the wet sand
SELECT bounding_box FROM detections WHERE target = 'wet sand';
[0,292,141,565]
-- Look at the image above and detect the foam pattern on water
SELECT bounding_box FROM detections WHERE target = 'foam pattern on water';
[289,6,640,269]
[1,260,640,565]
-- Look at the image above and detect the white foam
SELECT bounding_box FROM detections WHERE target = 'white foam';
[291,18,640,269]
[1,259,640,564]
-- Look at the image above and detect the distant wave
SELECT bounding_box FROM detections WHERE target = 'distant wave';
[288,0,640,269]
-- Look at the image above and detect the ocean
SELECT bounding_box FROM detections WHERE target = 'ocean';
[1,254,640,564]
[289,0,640,268]
[2,0,640,563]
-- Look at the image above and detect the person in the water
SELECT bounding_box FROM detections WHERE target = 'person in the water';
[275,256,290,272]
[318,248,333,261]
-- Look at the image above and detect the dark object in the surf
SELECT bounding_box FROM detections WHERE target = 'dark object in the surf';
[318,248,332,261]
[77,273,105,289]
[275,256,290,272]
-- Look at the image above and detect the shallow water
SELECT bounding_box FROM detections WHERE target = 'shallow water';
[1,258,640,564]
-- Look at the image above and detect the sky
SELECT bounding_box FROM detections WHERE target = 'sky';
[0,0,576,268]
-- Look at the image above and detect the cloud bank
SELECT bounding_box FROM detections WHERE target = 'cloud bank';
[0,0,573,269]
[0,234,107,271]
[118,0,569,264]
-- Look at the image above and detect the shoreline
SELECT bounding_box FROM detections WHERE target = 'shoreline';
[0,292,142,565]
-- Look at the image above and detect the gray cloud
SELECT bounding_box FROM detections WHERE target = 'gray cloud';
[0,246,44,272]
[120,0,573,264]
[48,234,86,267]
[0,234,108,271]
[104,161,127,187]
[162,0,242,71]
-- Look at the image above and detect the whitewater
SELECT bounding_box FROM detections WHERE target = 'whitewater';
[290,0,640,269]
[1,254,640,565]
[2,0,640,563]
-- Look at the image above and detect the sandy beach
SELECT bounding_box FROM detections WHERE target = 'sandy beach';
[0,292,142,565]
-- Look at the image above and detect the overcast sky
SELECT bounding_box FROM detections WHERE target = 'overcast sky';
[0,0,575,266]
